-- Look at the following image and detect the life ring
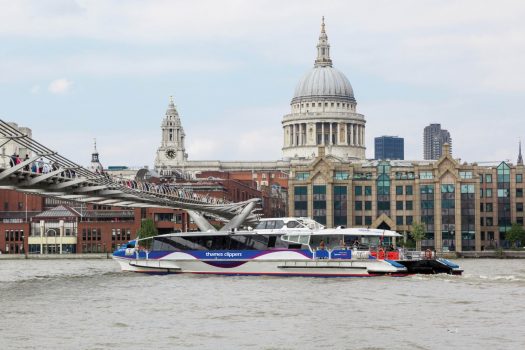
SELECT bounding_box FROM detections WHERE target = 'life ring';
[425,249,432,259]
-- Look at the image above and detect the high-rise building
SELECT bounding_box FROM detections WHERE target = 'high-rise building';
[374,136,404,160]
[424,123,452,160]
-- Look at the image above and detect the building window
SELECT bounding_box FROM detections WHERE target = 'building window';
[18,202,23,209]
[517,174,523,183]
[420,171,433,179]
[364,186,372,196]
[333,186,347,226]
[517,203,524,212]
[406,201,413,210]
[396,216,403,226]
[364,201,372,211]
[334,171,349,180]
[396,186,403,195]
[396,201,403,210]
[364,216,372,225]
[294,186,308,217]
[459,171,473,179]
[485,174,492,183]
[355,201,362,211]
[486,203,493,212]
[486,188,493,197]
[355,216,363,225]
[313,185,327,225]
[295,172,309,181]
[355,186,362,196]
[517,188,523,198]
[406,216,413,225]
[406,185,413,195]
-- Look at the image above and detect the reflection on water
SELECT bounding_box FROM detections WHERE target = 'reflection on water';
[0,259,524,350]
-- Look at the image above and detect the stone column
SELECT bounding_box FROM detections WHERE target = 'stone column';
[321,123,325,145]
[59,220,64,254]
[337,123,341,145]
[455,185,462,252]
[329,123,333,145]
[474,180,482,251]
[39,220,44,254]
[434,182,442,252]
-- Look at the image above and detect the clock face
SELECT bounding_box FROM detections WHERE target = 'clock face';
[165,149,176,159]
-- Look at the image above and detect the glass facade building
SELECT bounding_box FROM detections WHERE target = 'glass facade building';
[288,145,525,252]
[374,136,404,160]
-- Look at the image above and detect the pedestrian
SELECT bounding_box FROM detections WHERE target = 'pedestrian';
[23,154,30,171]
[37,158,44,173]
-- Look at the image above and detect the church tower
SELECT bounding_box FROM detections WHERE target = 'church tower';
[154,97,188,174]
[90,139,104,174]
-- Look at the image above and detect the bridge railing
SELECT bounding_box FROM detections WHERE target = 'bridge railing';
[0,120,256,211]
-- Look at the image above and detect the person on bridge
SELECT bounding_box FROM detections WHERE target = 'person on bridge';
[37,158,44,173]
[23,154,30,171]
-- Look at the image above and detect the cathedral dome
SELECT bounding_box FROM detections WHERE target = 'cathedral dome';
[292,66,355,104]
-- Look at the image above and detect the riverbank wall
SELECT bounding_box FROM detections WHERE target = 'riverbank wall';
[0,253,111,260]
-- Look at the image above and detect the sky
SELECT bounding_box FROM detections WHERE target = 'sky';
[1,0,524,168]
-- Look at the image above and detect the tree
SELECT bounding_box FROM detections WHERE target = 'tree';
[505,223,525,248]
[136,218,158,250]
[410,222,426,251]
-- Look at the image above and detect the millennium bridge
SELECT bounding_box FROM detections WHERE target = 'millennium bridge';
[0,119,260,232]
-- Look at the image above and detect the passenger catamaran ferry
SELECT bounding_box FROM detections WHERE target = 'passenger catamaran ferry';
[113,218,462,277]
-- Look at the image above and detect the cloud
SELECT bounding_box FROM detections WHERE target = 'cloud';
[48,78,72,94]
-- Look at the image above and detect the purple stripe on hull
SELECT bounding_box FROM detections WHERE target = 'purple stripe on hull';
[202,261,248,268]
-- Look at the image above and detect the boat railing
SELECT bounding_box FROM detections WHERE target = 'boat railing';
[311,246,401,260]
[400,248,437,260]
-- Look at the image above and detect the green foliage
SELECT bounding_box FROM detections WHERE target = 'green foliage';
[409,222,426,251]
[137,218,158,249]
[505,223,525,248]
[410,222,426,241]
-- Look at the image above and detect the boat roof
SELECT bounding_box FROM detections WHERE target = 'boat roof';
[145,227,401,240]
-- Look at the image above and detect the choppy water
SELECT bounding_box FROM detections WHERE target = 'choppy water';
[1,259,524,350]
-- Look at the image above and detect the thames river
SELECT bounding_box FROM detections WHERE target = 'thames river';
[1,258,524,350]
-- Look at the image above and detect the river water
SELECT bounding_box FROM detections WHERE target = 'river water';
[1,258,524,350]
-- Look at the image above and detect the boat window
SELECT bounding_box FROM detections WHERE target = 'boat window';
[266,221,276,229]
[267,236,277,248]
[282,235,289,241]
[274,220,284,229]
[286,221,301,228]
[299,235,310,244]
[255,221,267,229]
[288,243,302,249]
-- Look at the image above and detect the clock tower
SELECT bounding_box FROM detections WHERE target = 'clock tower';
[154,96,188,173]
